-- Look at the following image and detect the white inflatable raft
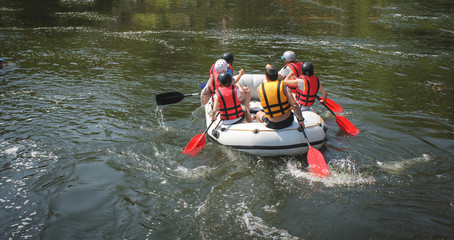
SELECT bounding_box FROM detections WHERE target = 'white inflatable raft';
[205,74,327,156]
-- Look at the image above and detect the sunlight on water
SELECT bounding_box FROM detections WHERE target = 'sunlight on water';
[1,140,57,239]
[55,12,116,21]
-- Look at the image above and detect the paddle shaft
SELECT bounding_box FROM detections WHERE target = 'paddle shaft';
[204,112,220,134]
[184,93,201,97]
[321,101,336,116]
[301,127,311,146]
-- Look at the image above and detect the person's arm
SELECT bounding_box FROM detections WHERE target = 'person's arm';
[211,96,219,121]
[237,86,246,101]
[283,71,298,86]
[233,69,245,84]
[318,83,327,104]
[256,85,262,102]
[284,86,305,129]
[201,79,212,105]
[278,66,290,79]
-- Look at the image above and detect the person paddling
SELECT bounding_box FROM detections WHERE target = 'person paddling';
[276,51,304,94]
[284,62,327,111]
[211,72,252,124]
[256,66,305,130]
[201,59,245,105]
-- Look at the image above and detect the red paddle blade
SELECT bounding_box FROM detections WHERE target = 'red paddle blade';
[320,97,342,113]
[335,115,360,136]
[307,146,330,176]
[182,133,206,156]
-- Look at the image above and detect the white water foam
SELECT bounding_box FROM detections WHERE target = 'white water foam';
[237,201,299,240]
[377,154,431,172]
[283,159,376,187]
[174,165,214,179]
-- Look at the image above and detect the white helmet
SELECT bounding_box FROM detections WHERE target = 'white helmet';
[214,59,228,73]
[281,51,296,62]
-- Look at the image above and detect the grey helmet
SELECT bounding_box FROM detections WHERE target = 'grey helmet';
[281,51,296,62]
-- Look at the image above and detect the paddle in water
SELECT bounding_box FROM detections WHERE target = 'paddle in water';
[301,128,330,176]
[156,91,200,106]
[183,113,220,156]
[317,98,359,135]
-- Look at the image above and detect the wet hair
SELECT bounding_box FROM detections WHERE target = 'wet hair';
[266,68,278,81]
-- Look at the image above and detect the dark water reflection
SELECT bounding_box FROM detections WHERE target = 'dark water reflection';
[1,0,453,239]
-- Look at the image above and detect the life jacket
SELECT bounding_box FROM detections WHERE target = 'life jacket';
[216,85,244,120]
[209,64,221,95]
[259,80,291,118]
[286,62,303,93]
[296,75,320,107]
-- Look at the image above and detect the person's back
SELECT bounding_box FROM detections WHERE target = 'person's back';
[256,67,305,130]
[285,62,327,111]
[212,72,252,124]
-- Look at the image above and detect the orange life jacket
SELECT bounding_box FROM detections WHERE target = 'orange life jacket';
[296,75,320,107]
[259,80,291,118]
[285,62,303,93]
[209,64,221,95]
[216,85,244,120]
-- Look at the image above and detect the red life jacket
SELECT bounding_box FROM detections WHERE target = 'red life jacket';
[296,75,320,107]
[216,85,244,120]
[286,62,303,93]
[209,64,221,95]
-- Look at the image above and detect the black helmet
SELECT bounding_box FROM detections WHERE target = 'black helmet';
[218,72,233,86]
[222,52,234,64]
[302,62,314,76]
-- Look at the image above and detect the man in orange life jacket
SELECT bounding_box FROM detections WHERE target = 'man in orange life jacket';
[277,51,303,94]
[256,66,305,130]
[284,62,327,111]
[211,72,252,124]
[201,59,245,105]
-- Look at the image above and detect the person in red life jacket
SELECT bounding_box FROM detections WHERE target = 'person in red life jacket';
[222,52,234,75]
[284,62,327,111]
[201,59,245,105]
[276,51,304,94]
[255,66,305,130]
[211,72,252,124]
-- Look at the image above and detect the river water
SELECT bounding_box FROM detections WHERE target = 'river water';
[1,0,453,239]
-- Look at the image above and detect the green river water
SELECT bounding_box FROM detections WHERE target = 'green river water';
[1,0,453,239]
